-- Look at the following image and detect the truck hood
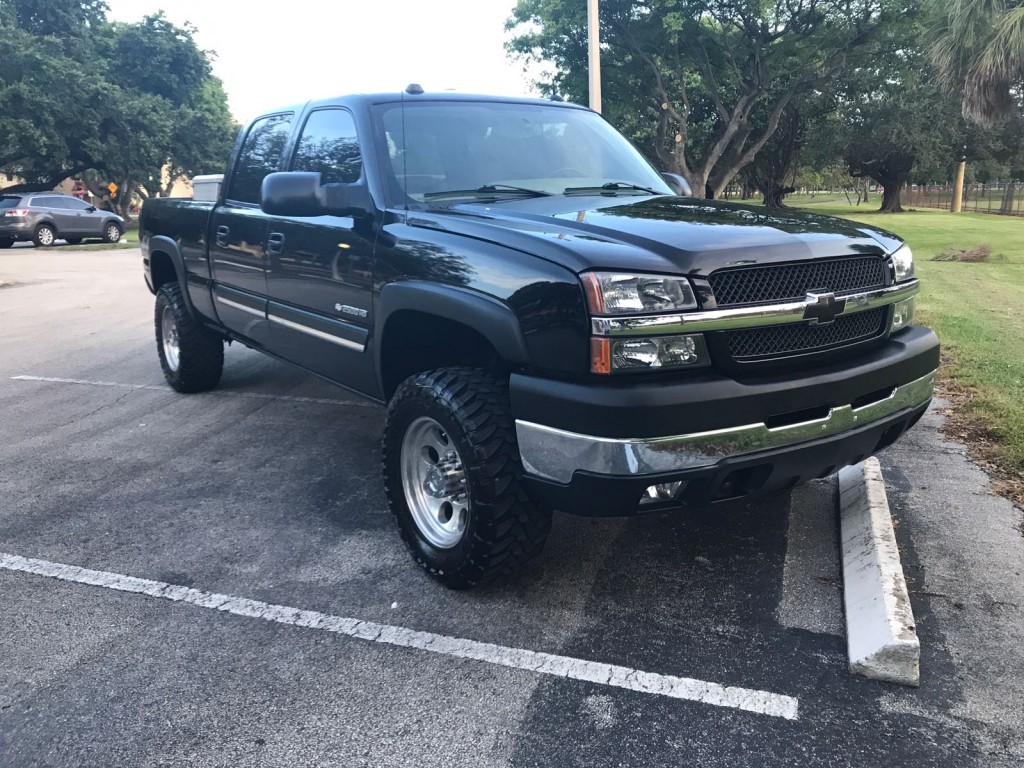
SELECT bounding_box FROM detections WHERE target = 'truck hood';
[408,195,902,276]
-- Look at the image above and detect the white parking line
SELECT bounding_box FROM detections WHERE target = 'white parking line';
[9,375,378,407]
[1,552,798,720]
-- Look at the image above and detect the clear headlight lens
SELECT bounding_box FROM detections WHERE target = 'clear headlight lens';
[591,334,709,373]
[891,245,915,282]
[583,272,698,314]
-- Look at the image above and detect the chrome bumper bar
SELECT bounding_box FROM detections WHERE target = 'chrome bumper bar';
[590,280,919,336]
[515,370,936,483]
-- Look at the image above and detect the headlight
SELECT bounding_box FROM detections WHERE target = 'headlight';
[590,333,709,373]
[891,245,915,282]
[582,272,698,314]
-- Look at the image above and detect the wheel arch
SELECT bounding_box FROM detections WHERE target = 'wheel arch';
[376,281,529,400]
[146,235,197,317]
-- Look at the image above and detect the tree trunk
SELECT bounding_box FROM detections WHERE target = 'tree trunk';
[762,186,795,210]
[879,177,906,212]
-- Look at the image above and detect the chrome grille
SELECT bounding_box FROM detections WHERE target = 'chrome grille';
[709,256,888,308]
[724,308,888,361]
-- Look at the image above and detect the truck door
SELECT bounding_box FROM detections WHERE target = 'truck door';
[263,107,376,394]
[209,113,292,346]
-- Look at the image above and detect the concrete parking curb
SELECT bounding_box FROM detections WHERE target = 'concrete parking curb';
[838,457,920,686]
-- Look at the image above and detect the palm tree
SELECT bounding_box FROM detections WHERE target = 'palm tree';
[931,0,1024,123]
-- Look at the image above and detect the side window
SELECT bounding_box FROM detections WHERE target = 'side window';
[67,198,91,211]
[227,113,292,204]
[35,197,61,209]
[291,109,362,184]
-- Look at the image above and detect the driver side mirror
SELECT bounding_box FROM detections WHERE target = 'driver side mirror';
[661,172,692,197]
[260,172,370,218]
[86,205,97,212]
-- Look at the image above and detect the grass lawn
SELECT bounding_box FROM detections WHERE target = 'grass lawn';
[791,195,1024,489]
[72,227,140,251]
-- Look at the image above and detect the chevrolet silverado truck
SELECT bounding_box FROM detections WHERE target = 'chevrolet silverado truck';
[140,88,939,589]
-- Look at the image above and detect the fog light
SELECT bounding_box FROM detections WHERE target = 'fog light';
[640,481,685,505]
[890,297,916,332]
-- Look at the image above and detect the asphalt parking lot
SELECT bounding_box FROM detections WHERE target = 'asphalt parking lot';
[1,249,1022,767]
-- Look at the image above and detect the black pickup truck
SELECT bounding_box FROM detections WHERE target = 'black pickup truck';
[141,88,939,588]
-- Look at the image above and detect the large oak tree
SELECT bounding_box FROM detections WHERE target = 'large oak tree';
[0,1,235,216]
[508,0,911,198]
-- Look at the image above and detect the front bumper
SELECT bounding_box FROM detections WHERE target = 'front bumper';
[511,326,939,515]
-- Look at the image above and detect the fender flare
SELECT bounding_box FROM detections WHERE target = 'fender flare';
[376,280,530,381]
[146,235,196,316]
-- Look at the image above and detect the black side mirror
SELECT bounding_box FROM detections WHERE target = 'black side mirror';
[260,172,370,218]
[661,172,692,197]
[86,205,97,212]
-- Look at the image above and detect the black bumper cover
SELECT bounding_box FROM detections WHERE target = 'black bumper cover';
[511,326,939,516]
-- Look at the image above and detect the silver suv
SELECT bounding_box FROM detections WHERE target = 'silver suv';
[0,193,124,248]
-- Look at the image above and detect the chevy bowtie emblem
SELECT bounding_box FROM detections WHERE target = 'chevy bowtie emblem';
[803,291,847,325]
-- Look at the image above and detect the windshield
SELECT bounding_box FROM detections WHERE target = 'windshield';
[376,101,672,204]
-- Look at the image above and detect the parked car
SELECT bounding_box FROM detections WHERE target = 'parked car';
[0,193,124,248]
[140,89,939,589]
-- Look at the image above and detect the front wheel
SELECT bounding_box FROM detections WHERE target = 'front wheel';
[155,283,224,392]
[383,367,552,589]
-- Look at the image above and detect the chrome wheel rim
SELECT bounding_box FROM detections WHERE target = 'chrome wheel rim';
[161,305,180,372]
[106,225,120,242]
[400,416,469,549]
[38,228,54,246]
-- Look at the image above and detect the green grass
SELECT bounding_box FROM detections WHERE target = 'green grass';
[793,196,1024,480]
[70,227,140,251]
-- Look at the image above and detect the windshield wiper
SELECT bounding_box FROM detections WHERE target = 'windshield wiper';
[423,184,551,201]
[563,182,660,195]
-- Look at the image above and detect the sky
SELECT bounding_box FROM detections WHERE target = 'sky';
[104,0,549,123]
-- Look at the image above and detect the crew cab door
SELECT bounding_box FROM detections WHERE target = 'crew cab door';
[263,107,376,393]
[209,113,292,346]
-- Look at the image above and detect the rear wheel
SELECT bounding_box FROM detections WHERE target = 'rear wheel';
[0,238,13,249]
[103,222,122,243]
[155,282,224,392]
[33,224,56,247]
[383,367,552,589]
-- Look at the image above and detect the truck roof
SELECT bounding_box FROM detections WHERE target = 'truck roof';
[252,90,590,123]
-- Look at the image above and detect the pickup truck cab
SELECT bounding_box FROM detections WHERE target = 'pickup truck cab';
[141,88,939,589]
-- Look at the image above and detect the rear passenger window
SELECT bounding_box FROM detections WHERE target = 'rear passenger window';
[228,114,292,204]
[292,109,362,184]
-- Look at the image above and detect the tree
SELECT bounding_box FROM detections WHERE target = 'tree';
[840,65,967,211]
[741,105,802,209]
[508,0,910,198]
[0,2,235,216]
[930,0,1024,124]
